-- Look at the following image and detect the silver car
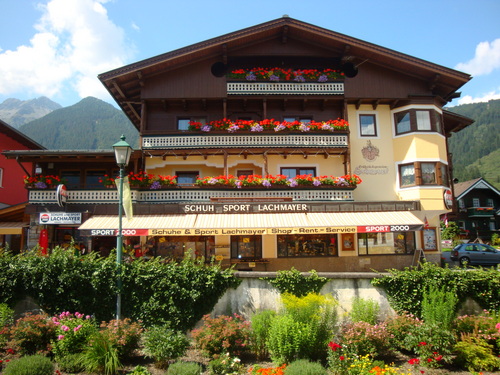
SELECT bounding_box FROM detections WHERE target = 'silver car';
[450,243,500,267]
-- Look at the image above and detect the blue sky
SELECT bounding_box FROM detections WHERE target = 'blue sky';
[0,0,499,108]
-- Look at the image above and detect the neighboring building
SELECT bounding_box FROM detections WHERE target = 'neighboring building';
[0,119,44,250]
[449,178,500,241]
[3,17,474,270]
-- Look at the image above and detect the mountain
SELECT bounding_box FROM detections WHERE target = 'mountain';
[0,97,62,128]
[446,99,500,189]
[19,97,139,150]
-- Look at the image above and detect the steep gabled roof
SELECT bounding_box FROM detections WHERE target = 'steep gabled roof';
[0,119,45,150]
[99,16,471,128]
[454,177,500,199]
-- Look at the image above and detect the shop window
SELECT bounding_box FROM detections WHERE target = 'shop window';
[154,236,215,259]
[358,231,415,255]
[61,170,81,189]
[177,117,207,131]
[281,167,316,179]
[394,109,443,135]
[277,234,338,257]
[231,235,262,259]
[86,170,107,188]
[359,114,377,137]
[399,162,448,188]
[176,171,199,185]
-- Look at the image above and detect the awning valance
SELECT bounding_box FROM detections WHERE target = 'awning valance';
[78,212,423,236]
[0,222,28,235]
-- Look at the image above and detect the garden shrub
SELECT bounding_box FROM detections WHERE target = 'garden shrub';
[191,314,250,358]
[99,318,143,359]
[141,325,190,368]
[340,321,393,358]
[3,354,54,375]
[80,330,122,375]
[385,313,423,352]
[7,313,57,356]
[207,352,243,375]
[454,335,500,372]
[421,284,457,329]
[453,312,500,342]
[51,311,97,359]
[0,302,14,327]
[284,359,327,375]
[167,361,203,375]
[349,297,380,324]
[263,268,327,297]
[127,365,152,374]
[249,309,276,360]
[55,353,85,373]
[281,292,337,326]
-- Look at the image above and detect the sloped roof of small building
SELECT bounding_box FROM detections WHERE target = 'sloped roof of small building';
[0,119,45,150]
[454,177,500,199]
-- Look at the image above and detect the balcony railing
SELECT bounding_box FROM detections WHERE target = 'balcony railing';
[227,82,344,95]
[142,133,348,150]
[467,207,495,217]
[28,187,354,204]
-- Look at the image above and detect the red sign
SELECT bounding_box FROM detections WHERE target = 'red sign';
[357,224,423,233]
[39,229,49,255]
[443,188,453,209]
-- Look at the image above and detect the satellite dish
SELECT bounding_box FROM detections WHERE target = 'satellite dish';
[211,62,228,77]
[341,62,358,78]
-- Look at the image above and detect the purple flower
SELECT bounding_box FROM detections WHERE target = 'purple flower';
[299,124,310,132]
[313,179,322,186]
[228,125,239,133]
[150,181,161,190]
[318,74,328,82]
[246,72,256,81]
[250,124,264,132]
[321,124,333,131]
[289,179,298,187]
[269,74,279,82]
[208,178,218,185]
[35,181,47,189]
[274,124,286,132]
[262,180,272,187]
[235,180,242,189]
[294,75,306,82]
[201,125,212,132]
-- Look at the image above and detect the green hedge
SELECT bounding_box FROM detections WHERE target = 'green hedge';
[372,262,500,317]
[0,248,240,331]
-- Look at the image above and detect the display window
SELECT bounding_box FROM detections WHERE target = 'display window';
[154,236,215,260]
[231,235,262,259]
[277,234,338,257]
[358,231,415,255]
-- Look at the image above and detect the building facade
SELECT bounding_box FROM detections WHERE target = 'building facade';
[4,17,474,270]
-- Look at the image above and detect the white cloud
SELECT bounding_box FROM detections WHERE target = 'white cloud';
[131,22,140,31]
[0,0,134,102]
[455,39,500,76]
[455,90,500,106]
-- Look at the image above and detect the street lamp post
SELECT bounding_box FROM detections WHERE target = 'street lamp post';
[112,135,132,321]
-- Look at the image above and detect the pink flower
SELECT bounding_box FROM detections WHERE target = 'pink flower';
[58,335,65,340]
[61,325,69,331]
[74,324,82,332]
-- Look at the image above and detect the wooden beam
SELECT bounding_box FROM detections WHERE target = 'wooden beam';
[281,25,288,43]
[137,71,144,87]
[355,99,362,110]
[372,100,379,110]
[111,80,126,99]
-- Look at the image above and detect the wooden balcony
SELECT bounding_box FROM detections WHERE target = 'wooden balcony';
[142,132,348,150]
[28,186,355,205]
[227,81,344,95]
[467,207,495,217]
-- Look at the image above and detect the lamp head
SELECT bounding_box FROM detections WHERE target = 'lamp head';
[113,135,132,167]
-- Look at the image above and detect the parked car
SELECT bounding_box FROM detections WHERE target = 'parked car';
[450,243,500,267]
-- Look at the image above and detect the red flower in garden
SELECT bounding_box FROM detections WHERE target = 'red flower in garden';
[418,341,427,346]
[408,358,420,365]
[328,341,342,351]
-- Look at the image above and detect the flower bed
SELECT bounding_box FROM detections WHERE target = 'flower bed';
[23,174,66,189]
[227,67,344,82]
[196,174,362,188]
[188,118,349,132]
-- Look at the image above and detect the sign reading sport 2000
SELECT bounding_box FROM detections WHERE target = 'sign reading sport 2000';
[39,212,82,224]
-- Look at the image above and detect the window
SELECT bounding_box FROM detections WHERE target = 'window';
[86,170,107,188]
[421,163,436,184]
[281,167,316,179]
[61,171,81,189]
[231,235,262,259]
[399,164,416,187]
[359,114,377,136]
[176,171,198,185]
[155,236,215,259]
[177,117,206,131]
[473,198,480,208]
[394,109,443,135]
[283,116,312,124]
[277,234,338,257]
[358,231,415,255]
[237,170,254,177]
[458,200,465,209]
[399,162,448,188]
[487,199,494,208]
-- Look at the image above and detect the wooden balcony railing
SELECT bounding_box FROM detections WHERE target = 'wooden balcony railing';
[227,82,344,95]
[142,133,348,150]
[28,187,355,204]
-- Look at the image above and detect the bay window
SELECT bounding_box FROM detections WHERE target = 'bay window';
[394,109,443,135]
[399,162,449,188]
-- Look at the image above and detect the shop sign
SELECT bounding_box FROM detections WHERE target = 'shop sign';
[357,224,423,233]
[39,212,81,224]
[89,229,149,236]
[443,188,453,209]
[183,203,309,213]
